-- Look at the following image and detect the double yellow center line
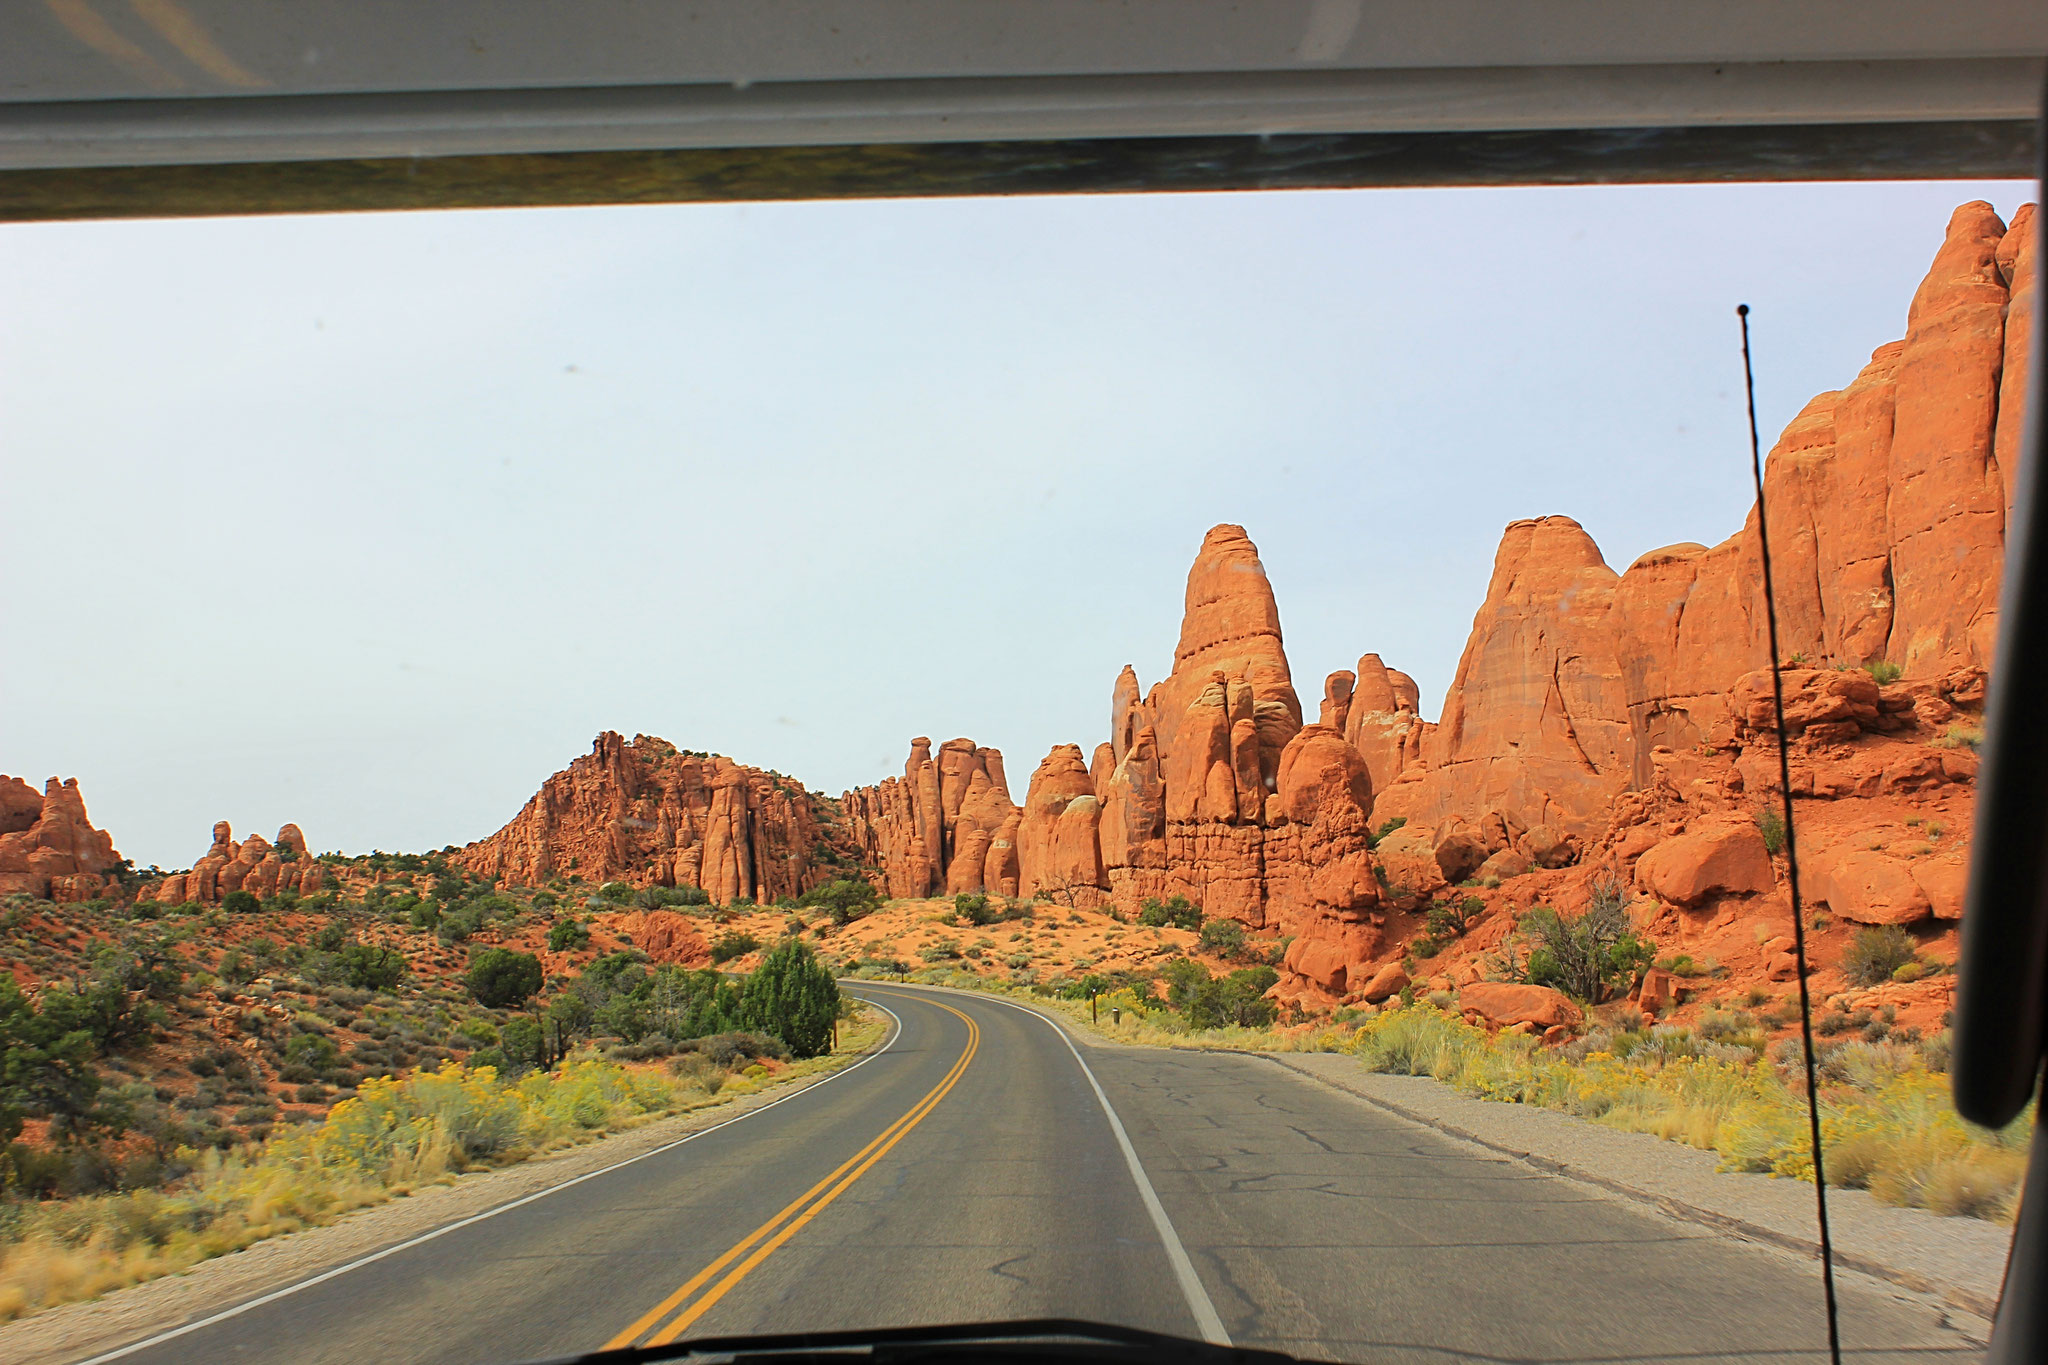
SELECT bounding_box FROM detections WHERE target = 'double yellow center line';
[604,998,979,1349]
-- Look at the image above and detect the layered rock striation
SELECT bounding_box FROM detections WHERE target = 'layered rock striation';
[457,732,861,903]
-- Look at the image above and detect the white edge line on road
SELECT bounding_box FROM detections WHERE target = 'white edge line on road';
[69,1001,905,1365]
[859,983,1232,1347]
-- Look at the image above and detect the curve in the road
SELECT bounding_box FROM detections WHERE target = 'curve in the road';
[608,997,982,1348]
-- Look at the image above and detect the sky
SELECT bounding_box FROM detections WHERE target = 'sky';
[2,177,2034,870]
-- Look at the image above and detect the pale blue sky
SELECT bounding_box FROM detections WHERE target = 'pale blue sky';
[2,178,2033,868]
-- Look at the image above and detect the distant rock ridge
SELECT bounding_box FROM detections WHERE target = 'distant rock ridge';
[455,731,861,903]
[145,820,327,906]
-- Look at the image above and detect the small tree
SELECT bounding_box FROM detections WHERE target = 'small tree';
[336,942,408,991]
[598,881,636,904]
[955,893,995,926]
[221,889,260,915]
[466,948,544,1009]
[547,919,592,952]
[800,877,880,925]
[737,939,840,1058]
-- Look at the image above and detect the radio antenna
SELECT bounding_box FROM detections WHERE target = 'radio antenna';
[1738,302,1842,1365]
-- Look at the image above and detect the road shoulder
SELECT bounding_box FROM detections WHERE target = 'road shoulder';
[1263,1051,2008,1325]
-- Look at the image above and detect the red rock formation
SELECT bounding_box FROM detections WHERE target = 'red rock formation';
[0,776,122,902]
[1343,653,1428,800]
[1017,745,1106,907]
[1995,204,2037,514]
[843,736,1018,898]
[147,818,328,905]
[1373,516,1633,840]
[458,732,859,904]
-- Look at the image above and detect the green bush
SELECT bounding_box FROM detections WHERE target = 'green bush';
[799,877,880,925]
[438,904,484,944]
[547,919,592,953]
[1137,896,1202,931]
[1158,959,1279,1029]
[284,1032,340,1073]
[598,881,636,904]
[709,931,761,965]
[220,890,260,915]
[465,949,544,1009]
[736,940,840,1058]
[669,884,712,906]
[1756,806,1787,857]
[1197,918,1246,957]
[1502,880,1652,1004]
[1367,816,1408,850]
[1844,926,1919,988]
[955,893,995,926]
[335,942,407,991]
[1865,660,1905,685]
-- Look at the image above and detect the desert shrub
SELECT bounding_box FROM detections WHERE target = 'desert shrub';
[1755,806,1787,856]
[955,893,995,926]
[1844,926,1918,988]
[1499,882,1652,1004]
[220,890,260,915]
[1366,816,1408,850]
[1136,896,1202,931]
[1934,724,1983,751]
[1197,918,1246,957]
[335,943,407,992]
[798,877,880,925]
[678,1030,791,1069]
[406,899,440,931]
[547,919,592,953]
[283,1032,340,1073]
[465,949,543,1009]
[597,882,636,904]
[1158,959,1279,1029]
[669,884,712,906]
[735,940,839,1058]
[709,930,761,965]
[437,904,483,944]
[1864,660,1904,685]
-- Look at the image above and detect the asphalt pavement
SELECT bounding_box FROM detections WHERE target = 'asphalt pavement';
[73,985,1984,1364]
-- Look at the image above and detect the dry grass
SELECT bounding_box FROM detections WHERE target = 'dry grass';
[0,1006,884,1323]
[1348,1005,2029,1223]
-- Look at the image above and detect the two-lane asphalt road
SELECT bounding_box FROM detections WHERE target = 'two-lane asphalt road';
[80,986,1979,1364]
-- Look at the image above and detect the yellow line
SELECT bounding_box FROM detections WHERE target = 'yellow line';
[604,998,977,1350]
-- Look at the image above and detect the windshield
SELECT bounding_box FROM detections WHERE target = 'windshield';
[0,177,2035,1365]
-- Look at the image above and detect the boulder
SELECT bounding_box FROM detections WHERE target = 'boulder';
[1812,849,1932,925]
[1458,982,1582,1029]
[1520,825,1576,869]
[1632,822,1774,906]
[1635,967,1678,1015]
[1910,856,1969,920]
[1434,831,1489,884]
[1358,962,1410,1004]
[1476,848,1530,882]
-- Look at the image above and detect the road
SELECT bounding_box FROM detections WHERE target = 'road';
[81,985,1978,1364]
